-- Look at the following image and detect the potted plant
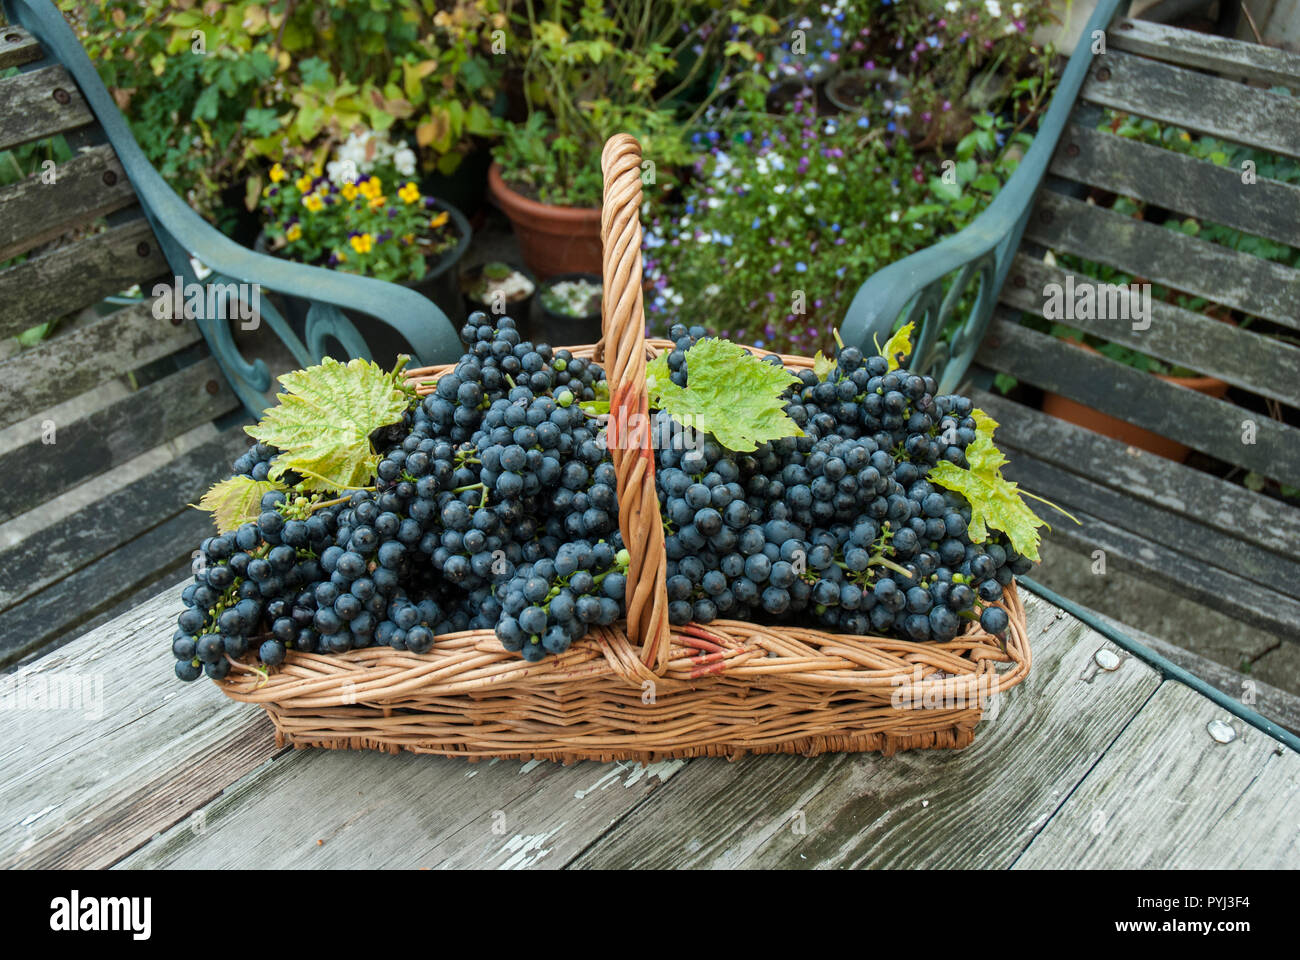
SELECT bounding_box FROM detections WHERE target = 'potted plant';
[460,261,536,332]
[258,161,471,362]
[537,272,603,345]
[488,0,777,278]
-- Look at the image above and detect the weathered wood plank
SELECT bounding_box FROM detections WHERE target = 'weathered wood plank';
[1081,49,1300,159]
[0,428,247,614]
[0,356,239,524]
[0,495,243,668]
[999,252,1300,407]
[0,63,94,152]
[971,389,1300,560]
[999,447,1300,599]
[1050,123,1300,250]
[1108,17,1300,88]
[0,25,43,70]
[118,746,687,869]
[1014,681,1300,868]
[0,215,167,339]
[976,314,1300,487]
[0,144,138,262]
[1025,190,1300,332]
[570,593,1161,869]
[0,585,283,869]
[0,300,201,429]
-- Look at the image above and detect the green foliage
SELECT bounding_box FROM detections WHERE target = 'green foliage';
[245,357,411,492]
[193,476,286,533]
[645,338,803,452]
[61,0,505,227]
[492,0,781,207]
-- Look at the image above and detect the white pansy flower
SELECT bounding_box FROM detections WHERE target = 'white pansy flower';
[985,0,1001,17]
[889,210,900,222]
[826,164,838,175]
[1012,2,1024,15]
[774,183,787,194]
[945,0,960,11]
[393,148,417,177]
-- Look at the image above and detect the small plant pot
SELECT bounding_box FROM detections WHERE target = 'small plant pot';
[824,67,909,114]
[460,261,537,336]
[253,198,472,365]
[487,163,602,279]
[1041,339,1230,462]
[536,272,602,346]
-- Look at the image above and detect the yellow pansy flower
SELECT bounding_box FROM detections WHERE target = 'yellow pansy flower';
[349,233,373,254]
[302,194,324,212]
[402,233,415,245]
[368,194,386,209]
[429,211,449,229]
[295,175,313,192]
[269,163,286,183]
[335,251,347,263]
[398,181,421,205]
[310,162,323,177]
[341,182,358,201]
[285,223,302,242]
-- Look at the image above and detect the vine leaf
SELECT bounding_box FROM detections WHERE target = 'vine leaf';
[875,320,916,371]
[193,477,285,534]
[245,357,409,492]
[812,349,836,380]
[927,409,1048,562]
[645,338,803,452]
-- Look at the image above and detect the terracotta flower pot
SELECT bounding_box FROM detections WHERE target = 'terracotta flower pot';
[1041,339,1230,462]
[487,163,602,279]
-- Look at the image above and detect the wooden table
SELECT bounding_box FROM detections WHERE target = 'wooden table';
[2,583,1296,869]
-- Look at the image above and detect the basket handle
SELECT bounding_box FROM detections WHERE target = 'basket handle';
[599,134,671,674]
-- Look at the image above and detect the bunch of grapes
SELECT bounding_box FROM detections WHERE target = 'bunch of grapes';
[172,312,1030,683]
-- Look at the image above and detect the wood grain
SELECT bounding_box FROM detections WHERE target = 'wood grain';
[0,25,42,71]
[1108,17,1300,89]
[0,64,93,152]
[1082,50,1300,159]
[0,215,167,339]
[0,586,278,868]
[1014,681,1300,868]
[0,144,139,263]
[570,593,1160,869]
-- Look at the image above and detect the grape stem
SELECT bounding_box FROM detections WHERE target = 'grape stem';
[867,555,914,578]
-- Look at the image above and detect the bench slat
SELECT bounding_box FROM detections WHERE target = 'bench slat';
[1081,50,1300,159]
[999,440,1300,597]
[0,300,201,430]
[1025,190,1300,332]
[1108,17,1300,89]
[0,24,43,70]
[998,253,1300,407]
[0,215,168,339]
[0,63,94,153]
[0,428,248,614]
[972,389,1300,560]
[0,144,138,263]
[1050,124,1300,250]
[0,356,239,525]
[976,313,1300,487]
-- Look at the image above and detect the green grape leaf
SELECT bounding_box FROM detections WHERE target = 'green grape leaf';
[245,357,409,492]
[579,399,611,418]
[644,338,803,452]
[812,349,836,381]
[875,321,915,371]
[926,409,1047,562]
[193,477,285,534]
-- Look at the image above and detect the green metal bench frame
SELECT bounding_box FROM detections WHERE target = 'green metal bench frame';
[841,0,1130,392]
[2,0,465,418]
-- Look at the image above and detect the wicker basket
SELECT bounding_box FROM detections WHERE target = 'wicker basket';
[214,135,1032,762]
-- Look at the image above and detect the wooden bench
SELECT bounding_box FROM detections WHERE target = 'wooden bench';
[844,5,1300,644]
[0,0,463,666]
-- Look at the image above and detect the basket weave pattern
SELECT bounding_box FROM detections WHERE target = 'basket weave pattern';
[215,135,1032,762]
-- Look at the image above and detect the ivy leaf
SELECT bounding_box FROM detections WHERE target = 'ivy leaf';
[875,320,915,371]
[926,409,1047,562]
[193,477,285,534]
[245,357,410,492]
[812,349,836,381]
[645,338,803,452]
